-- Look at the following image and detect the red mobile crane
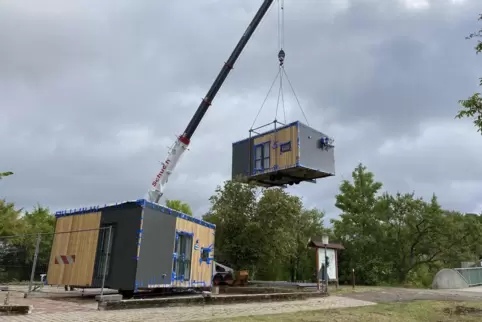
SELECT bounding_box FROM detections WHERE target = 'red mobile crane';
[147,0,275,203]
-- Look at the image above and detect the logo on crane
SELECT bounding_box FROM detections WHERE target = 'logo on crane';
[152,159,171,188]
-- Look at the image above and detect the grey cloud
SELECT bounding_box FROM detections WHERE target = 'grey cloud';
[1,0,481,223]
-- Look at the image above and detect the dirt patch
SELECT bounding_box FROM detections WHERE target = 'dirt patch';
[445,305,482,316]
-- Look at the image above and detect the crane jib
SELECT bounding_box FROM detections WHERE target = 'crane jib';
[182,0,274,140]
[146,0,274,202]
[152,159,170,188]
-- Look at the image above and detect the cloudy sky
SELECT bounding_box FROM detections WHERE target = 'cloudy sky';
[1,0,481,223]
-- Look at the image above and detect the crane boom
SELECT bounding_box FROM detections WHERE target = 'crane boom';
[148,0,274,203]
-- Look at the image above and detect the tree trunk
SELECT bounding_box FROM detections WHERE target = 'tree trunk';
[398,269,406,284]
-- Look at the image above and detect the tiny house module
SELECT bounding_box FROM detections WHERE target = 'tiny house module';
[46,200,215,295]
[232,121,335,187]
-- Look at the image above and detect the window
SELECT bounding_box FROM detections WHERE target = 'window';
[280,141,291,153]
[254,141,270,170]
[173,233,193,281]
[201,248,210,262]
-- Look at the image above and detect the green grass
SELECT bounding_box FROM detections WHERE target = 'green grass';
[203,301,482,322]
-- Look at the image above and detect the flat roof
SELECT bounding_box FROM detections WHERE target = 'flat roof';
[232,121,299,146]
[231,120,330,146]
[54,199,216,229]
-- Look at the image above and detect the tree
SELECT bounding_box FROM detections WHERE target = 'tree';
[332,163,482,286]
[203,180,324,281]
[20,206,56,276]
[166,199,193,216]
[0,201,55,282]
[377,193,447,284]
[0,172,13,180]
[0,200,26,282]
[0,199,24,236]
[331,163,387,284]
[456,14,482,133]
[288,208,326,282]
[203,180,259,274]
[252,188,302,280]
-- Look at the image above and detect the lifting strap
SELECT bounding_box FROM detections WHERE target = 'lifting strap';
[250,0,310,132]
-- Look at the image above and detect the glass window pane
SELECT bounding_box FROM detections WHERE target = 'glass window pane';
[263,142,270,157]
[184,261,191,280]
[255,146,262,158]
[255,160,262,169]
[184,236,192,260]
[263,158,270,169]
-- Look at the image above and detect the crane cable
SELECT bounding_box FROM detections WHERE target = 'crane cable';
[250,0,310,130]
[275,0,286,124]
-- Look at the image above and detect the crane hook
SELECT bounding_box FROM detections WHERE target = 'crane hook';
[278,49,285,66]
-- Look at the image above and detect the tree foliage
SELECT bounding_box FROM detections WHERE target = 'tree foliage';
[203,180,326,281]
[457,14,482,133]
[0,172,13,180]
[166,199,193,216]
[0,201,55,282]
[332,163,482,287]
[204,165,482,286]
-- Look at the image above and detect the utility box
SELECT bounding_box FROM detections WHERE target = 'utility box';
[47,200,215,294]
[232,121,335,187]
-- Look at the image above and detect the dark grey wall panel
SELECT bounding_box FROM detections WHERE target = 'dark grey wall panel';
[232,139,252,179]
[135,207,177,287]
[298,122,335,175]
[93,203,141,290]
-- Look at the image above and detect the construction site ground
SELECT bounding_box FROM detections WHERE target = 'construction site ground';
[1,285,482,321]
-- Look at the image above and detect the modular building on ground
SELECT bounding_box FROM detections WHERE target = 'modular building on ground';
[46,199,215,296]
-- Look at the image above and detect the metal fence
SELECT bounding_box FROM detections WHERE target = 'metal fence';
[454,267,482,287]
[0,226,112,296]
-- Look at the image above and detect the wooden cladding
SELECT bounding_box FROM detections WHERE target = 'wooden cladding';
[253,124,298,172]
[175,217,215,287]
[47,212,101,286]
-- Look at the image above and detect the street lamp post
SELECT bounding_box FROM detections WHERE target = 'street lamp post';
[322,235,329,293]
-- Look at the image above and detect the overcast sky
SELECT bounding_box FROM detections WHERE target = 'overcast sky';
[1,0,481,223]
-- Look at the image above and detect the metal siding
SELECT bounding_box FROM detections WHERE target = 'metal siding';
[93,204,141,290]
[135,207,177,288]
[298,123,335,174]
[232,138,252,179]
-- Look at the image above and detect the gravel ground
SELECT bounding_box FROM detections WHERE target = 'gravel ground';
[339,287,482,303]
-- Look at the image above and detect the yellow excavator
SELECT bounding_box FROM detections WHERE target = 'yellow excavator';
[212,262,249,286]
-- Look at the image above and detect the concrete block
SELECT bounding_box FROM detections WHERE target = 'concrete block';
[96,294,123,302]
[201,291,212,298]
[98,291,329,311]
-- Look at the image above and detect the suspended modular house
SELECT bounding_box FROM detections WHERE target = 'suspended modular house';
[232,121,335,187]
[46,199,215,295]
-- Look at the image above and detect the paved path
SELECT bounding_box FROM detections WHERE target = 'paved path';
[1,296,375,321]
[5,286,482,321]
